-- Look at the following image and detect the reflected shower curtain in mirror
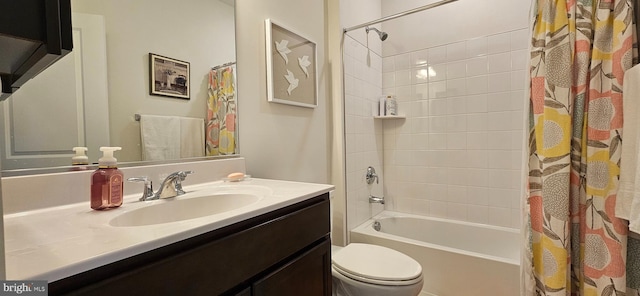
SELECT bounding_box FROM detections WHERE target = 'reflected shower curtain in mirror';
[206,65,237,156]
[525,0,637,295]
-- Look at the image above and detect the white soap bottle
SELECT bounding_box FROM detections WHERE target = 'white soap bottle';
[385,95,397,116]
[72,147,89,165]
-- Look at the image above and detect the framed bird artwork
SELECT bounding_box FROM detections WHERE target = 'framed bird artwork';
[265,18,317,108]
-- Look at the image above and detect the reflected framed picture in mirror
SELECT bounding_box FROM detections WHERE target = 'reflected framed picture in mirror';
[149,53,190,99]
[265,19,317,108]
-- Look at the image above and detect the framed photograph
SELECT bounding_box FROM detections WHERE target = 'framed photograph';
[149,53,190,99]
[265,19,317,108]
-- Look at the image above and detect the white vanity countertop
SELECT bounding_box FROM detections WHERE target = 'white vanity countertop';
[4,178,334,281]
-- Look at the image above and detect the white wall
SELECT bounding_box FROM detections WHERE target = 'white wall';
[379,0,530,228]
[71,0,236,162]
[235,0,329,184]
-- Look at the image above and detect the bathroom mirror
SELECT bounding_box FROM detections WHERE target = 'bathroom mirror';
[0,0,237,174]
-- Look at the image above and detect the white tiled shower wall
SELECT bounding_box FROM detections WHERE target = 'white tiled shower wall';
[344,35,386,231]
[382,29,528,229]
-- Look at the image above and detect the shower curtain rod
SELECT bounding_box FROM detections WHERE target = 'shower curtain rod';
[342,0,458,33]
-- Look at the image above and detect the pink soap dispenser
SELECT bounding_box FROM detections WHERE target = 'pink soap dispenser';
[91,147,124,210]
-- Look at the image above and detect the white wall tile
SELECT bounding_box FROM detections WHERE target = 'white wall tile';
[466,113,488,132]
[430,201,448,218]
[511,49,527,70]
[447,61,467,79]
[429,46,447,64]
[510,70,526,90]
[467,94,488,113]
[429,99,447,116]
[467,150,488,168]
[511,208,522,228]
[383,72,395,89]
[488,53,511,73]
[395,69,412,86]
[488,150,512,169]
[429,184,448,201]
[446,41,466,61]
[488,92,513,112]
[466,75,488,95]
[413,66,431,84]
[447,96,467,114]
[466,57,488,77]
[467,186,489,205]
[488,72,511,93]
[466,169,488,187]
[447,78,466,97]
[511,90,526,110]
[429,133,448,150]
[414,83,429,100]
[467,205,489,224]
[448,168,468,185]
[447,115,467,132]
[489,207,512,227]
[447,133,467,149]
[448,185,468,203]
[428,63,447,82]
[467,132,488,149]
[488,32,511,54]
[429,116,448,133]
[411,49,429,67]
[447,203,468,220]
[428,81,447,99]
[487,111,512,131]
[487,131,513,150]
[395,53,412,70]
[510,29,529,50]
[466,37,488,58]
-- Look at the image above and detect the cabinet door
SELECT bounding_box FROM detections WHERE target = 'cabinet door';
[252,239,331,296]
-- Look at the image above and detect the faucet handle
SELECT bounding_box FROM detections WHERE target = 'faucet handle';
[366,166,378,184]
[127,177,155,201]
[174,171,194,195]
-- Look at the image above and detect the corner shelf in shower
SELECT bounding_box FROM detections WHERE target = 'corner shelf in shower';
[373,115,406,119]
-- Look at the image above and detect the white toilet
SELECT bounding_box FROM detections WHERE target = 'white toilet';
[331,243,424,296]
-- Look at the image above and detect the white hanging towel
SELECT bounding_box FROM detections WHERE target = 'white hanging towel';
[180,117,205,158]
[616,64,640,226]
[140,115,180,161]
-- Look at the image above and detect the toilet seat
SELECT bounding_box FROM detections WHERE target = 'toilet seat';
[332,243,422,286]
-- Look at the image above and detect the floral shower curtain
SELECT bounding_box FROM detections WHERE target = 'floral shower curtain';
[206,65,237,156]
[526,0,636,295]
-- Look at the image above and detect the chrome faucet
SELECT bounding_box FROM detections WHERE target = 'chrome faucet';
[369,195,385,204]
[128,171,194,201]
[365,166,378,184]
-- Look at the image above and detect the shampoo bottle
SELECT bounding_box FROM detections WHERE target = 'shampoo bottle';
[91,147,124,210]
[385,95,397,116]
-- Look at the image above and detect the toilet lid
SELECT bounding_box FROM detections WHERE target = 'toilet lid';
[332,243,422,282]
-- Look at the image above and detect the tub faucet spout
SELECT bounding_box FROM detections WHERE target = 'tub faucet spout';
[369,195,385,204]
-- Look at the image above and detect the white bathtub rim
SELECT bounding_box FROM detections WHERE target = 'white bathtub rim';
[352,211,520,266]
[372,211,520,234]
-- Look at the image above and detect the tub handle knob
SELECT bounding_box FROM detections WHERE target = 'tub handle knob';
[366,166,378,184]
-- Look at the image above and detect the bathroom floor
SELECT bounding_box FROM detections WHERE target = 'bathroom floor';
[420,291,437,296]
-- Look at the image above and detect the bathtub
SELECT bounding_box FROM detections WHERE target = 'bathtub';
[350,211,520,296]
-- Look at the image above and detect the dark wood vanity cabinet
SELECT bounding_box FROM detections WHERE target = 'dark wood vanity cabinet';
[49,193,332,296]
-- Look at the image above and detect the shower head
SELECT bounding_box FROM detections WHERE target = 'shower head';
[365,26,388,41]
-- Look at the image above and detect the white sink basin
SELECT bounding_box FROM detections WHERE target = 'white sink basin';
[109,193,261,227]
